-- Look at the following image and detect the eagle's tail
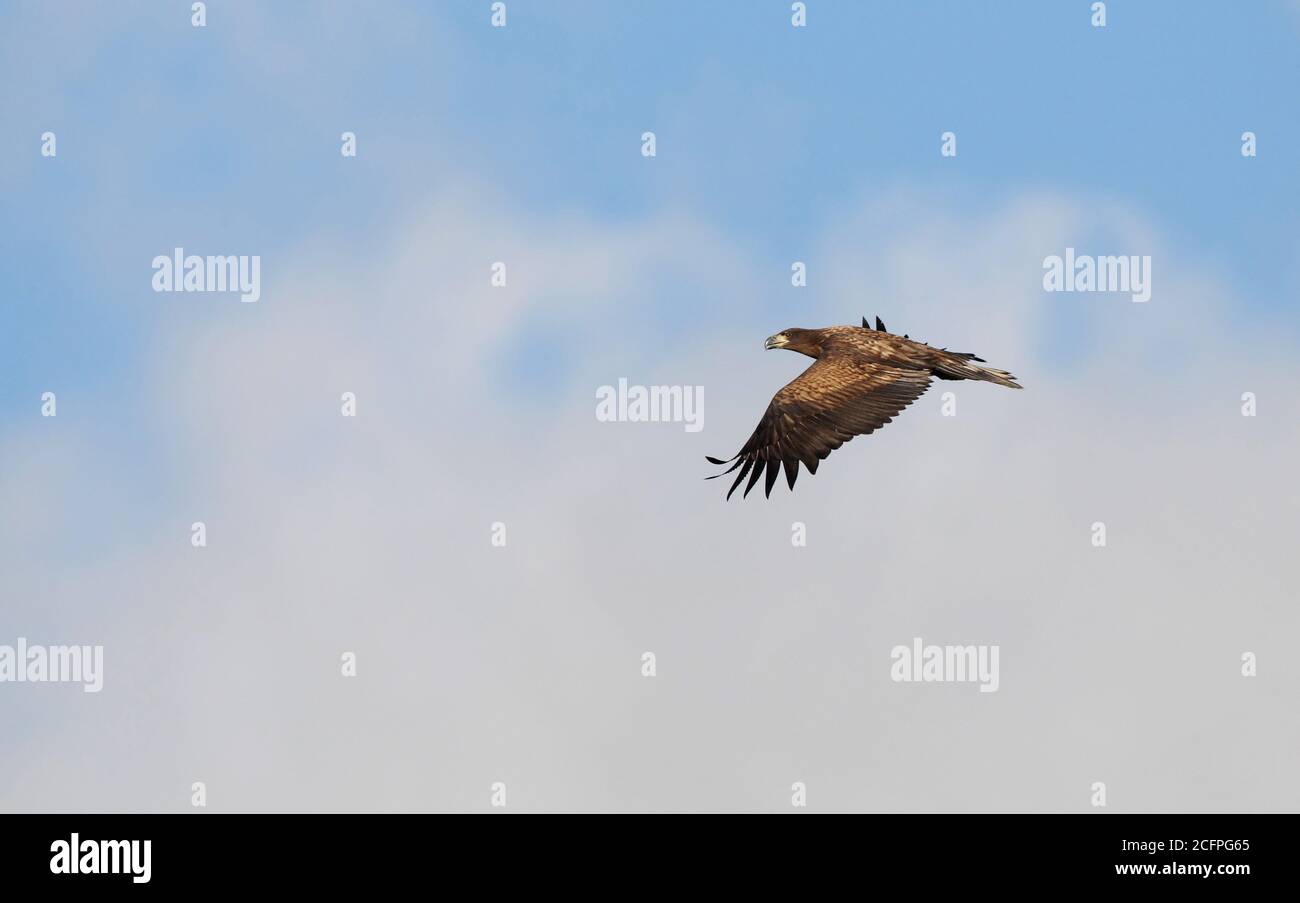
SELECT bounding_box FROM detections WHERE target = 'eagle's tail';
[931,351,1023,389]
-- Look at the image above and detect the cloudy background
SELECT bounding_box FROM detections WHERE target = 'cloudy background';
[2,1,1298,812]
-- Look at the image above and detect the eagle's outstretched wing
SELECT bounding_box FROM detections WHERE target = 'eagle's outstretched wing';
[706,358,933,499]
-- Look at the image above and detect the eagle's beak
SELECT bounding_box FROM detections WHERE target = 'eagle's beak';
[765,334,788,350]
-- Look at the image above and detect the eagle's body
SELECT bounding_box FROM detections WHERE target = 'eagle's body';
[706,318,1021,499]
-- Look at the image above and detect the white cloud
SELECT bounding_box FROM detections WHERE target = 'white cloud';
[2,185,1297,812]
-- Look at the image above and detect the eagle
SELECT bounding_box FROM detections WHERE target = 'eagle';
[706,317,1021,499]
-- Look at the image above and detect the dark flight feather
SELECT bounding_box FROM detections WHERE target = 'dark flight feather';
[743,458,765,497]
[726,457,755,500]
[783,458,799,490]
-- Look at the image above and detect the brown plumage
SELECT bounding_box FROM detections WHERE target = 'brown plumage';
[706,317,1022,499]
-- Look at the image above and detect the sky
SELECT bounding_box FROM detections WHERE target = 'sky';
[1,1,1298,813]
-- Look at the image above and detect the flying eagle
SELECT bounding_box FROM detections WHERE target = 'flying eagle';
[706,317,1021,499]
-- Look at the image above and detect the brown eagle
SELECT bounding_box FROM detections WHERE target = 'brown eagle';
[706,317,1021,499]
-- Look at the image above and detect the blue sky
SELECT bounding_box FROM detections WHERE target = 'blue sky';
[4,2,1298,402]
[5,0,1299,552]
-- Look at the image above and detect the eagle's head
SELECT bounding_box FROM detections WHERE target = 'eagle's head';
[765,328,821,358]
